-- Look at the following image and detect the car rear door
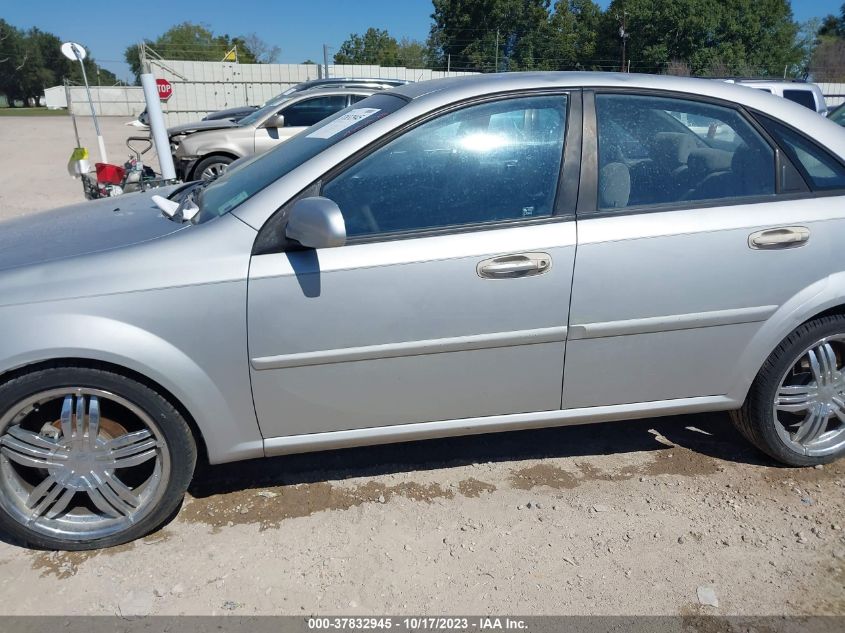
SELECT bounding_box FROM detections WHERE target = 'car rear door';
[564,90,834,410]
[247,92,582,441]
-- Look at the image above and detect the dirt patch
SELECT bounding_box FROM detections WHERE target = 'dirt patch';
[510,464,579,490]
[32,541,135,579]
[457,478,496,498]
[621,447,722,479]
[511,448,721,491]
[180,480,455,531]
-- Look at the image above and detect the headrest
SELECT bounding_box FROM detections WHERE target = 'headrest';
[654,132,696,166]
[599,162,631,209]
[731,144,775,195]
[687,148,733,174]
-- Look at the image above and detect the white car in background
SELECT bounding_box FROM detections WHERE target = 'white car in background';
[726,79,828,116]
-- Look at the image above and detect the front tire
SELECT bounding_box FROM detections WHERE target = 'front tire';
[732,315,845,466]
[0,366,196,550]
[193,155,233,181]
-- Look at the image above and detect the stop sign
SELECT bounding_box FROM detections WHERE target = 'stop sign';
[155,78,173,102]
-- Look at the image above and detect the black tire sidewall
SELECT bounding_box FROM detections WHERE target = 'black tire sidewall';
[0,366,195,550]
[745,316,845,466]
[193,155,233,180]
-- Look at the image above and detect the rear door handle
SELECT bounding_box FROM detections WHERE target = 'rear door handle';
[749,226,810,250]
[477,253,552,279]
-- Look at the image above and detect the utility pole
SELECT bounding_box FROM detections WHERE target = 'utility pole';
[494,29,499,73]
[323,44,330,79]
[447,53,451,73]
[617,10,629,72]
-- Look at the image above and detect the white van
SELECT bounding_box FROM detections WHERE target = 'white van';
[726,79,828,116]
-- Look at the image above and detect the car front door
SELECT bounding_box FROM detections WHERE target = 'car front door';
[248,92,581,440]
[563,91,833,410]
[254,95,351,155]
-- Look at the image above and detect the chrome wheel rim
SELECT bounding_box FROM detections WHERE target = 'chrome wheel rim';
[0,388,170,542]
[773,336,845,457]
[200,162,228,180]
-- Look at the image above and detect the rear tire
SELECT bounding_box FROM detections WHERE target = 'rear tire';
[0,366,196,550]
[732,315,845,466]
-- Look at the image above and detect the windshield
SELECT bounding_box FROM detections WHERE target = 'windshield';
[199,93,407,220]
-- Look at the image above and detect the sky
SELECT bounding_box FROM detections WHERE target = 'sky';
[2,0,842,82]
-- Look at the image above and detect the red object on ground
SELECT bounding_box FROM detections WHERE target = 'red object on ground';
[156,78,173,102]
[95,162,125,185]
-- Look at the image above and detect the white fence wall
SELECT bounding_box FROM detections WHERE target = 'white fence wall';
[819,82,845,108]
[43,85,146,116]
[150,59,475,125]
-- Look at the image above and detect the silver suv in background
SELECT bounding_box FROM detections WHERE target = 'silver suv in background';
[169,86,380,180]
[203,78,410,122]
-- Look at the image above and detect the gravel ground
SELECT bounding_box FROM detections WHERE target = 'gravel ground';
[0,115,158,219]
[0,116,842,617]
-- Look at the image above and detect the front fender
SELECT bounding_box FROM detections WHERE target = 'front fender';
[0,309,263,465]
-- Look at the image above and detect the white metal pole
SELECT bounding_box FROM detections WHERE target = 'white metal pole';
[140,73,176,181]
[73,45,108,163]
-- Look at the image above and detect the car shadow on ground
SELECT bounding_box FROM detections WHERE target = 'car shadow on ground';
[0,412,782,550]
[188,411,777,498]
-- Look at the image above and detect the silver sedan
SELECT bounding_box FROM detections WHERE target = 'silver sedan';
[1,72,845,550]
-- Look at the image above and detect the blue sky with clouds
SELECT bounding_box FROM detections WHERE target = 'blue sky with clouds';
[3,0,841,81]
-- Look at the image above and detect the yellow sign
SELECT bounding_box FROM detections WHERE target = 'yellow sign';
[223,47,237,62]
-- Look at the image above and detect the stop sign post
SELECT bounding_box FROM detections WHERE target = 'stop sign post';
[156,78,173,102]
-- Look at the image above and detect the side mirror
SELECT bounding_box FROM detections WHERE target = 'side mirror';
[262,113,285,128]
[285,197,346,249]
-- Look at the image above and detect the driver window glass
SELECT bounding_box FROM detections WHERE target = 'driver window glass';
[596,94,775,210]
[282,96,348,127]
[321,95,568,238]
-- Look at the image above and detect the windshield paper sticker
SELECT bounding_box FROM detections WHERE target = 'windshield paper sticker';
[306,108,381,139]
[219,190,249,214]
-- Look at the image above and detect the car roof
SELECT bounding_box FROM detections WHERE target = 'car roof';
[388,72,845,159]
[391,72,808,102]
[295,78,410,89]
[285,86,380,100]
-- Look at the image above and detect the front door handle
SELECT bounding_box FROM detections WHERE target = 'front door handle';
[749,226,810,250]
[477,253,552,279]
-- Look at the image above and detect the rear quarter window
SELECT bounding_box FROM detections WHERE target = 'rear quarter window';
[761,116,845,191]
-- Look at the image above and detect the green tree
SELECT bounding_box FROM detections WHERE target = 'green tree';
[397,37,433,68]
[817,3,845,38]
[333,28,400,65]
[0,19,118,102]
[429,0,551,72]
[520,0,602,70]
[123,22,276,83]
[810,3,845,81]
[597,0,800,76]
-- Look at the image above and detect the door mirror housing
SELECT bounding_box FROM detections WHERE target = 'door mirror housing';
[285,197,347,249]
[262,113,285,128]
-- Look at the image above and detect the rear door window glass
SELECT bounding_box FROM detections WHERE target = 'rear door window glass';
[595,94,775,210]
[282,96,349,127]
